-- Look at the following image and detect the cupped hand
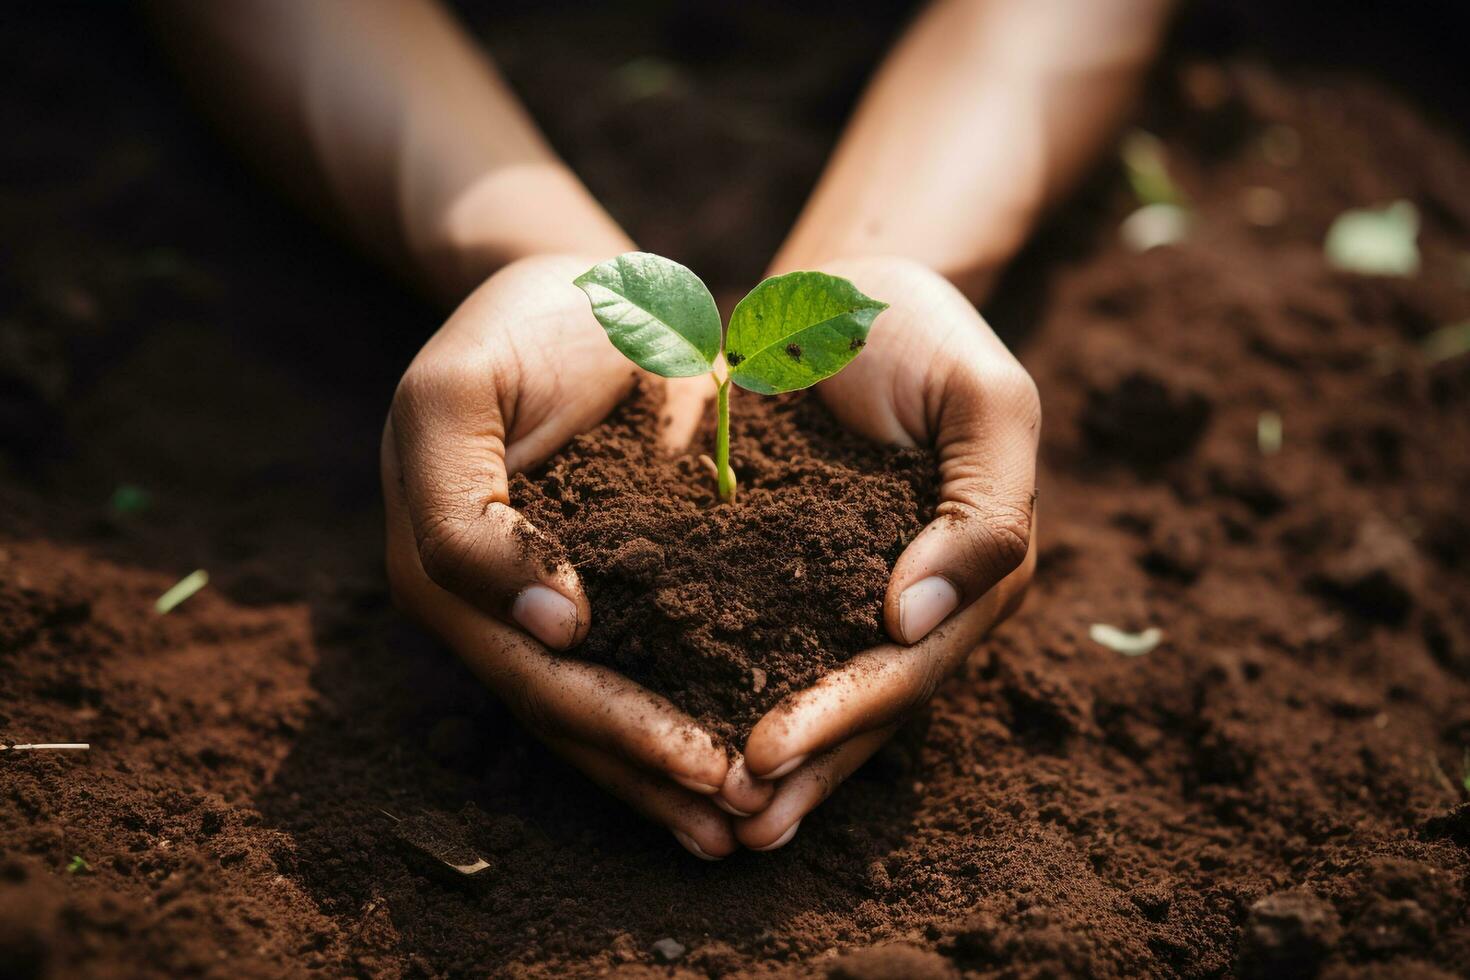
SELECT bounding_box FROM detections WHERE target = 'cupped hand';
[381,255,770,859]
[735,257,1040,850]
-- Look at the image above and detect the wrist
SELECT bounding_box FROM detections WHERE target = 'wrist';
[767,249,1003,308]
[768,225,1019,307]
[413,163,633,307]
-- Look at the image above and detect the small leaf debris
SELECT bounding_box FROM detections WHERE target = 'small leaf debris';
[2,743,90,751]
[388,810,491,877]
[1257,411,1283,456]
[1121,130,1185,207]
[1090,623,1163,657]
[1119,130,1192,252]
[1324,200,1420,277]
[1121,204,1191,253]
[66,855,90,875]
[155,569,208,615]
[1420,321,1470,365]
[108,484,152,517]
[651,938,687,963]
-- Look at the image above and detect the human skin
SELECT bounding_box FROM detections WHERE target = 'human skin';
[150,0,1171,857]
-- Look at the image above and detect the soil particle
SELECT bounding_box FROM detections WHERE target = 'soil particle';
[826,942,958,980]
[1239,890,1342,978]
[1313,516,1424,622]
[1074,335,1213,466]
[650,937,686,962]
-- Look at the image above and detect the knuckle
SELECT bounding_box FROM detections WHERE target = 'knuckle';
[942,497,1033,585]
[985,506,1033,577]
[415,512,479,591]
[1008,370,1042,432]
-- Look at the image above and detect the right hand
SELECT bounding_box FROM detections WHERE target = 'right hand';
[381,255,771,859]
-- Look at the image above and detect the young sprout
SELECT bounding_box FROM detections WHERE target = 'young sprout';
[66,855,91,875]
[574,252,887,502]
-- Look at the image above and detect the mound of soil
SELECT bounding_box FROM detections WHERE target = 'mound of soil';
[512,390,936,744]
[2,2,1469,978]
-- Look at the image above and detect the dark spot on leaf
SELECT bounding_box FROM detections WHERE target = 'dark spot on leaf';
[726,351,744,367]
[849,337,866,351]
[786,343,802,361]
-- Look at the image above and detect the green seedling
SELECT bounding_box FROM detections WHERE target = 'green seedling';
[574,252,887,502]
[66,855,90,875]
[1118,130,1192,253]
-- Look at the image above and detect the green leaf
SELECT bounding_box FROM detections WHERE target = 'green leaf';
[725,272,886,395]
[1324,200,1420,277]
[574,252,720,378]
[1120,130,1185,207]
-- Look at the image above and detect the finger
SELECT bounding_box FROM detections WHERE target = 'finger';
[659,374,716,452]
[714,752,775,817]
[548,738,738,860]
[390,267,633,649]
[735,726,898,851]
[885,359,1041,645]
[443,611,730,792]
[743,552,1031,780]
[391,369,591,651]
[384,438,730,792]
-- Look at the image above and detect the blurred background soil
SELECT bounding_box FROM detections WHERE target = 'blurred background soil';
[2,1,1468,976]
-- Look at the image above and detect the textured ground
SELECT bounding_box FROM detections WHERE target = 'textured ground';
[2,2,1468,977]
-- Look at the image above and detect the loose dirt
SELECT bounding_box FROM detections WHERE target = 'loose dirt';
[2,2,1468,977]
[513,391,936,745]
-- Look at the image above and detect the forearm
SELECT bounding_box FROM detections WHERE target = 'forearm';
[772,0,1173,301]
[148,0,630,306]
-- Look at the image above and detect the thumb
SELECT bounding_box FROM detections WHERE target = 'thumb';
[885,362,1040,645]
[388,375,590,651]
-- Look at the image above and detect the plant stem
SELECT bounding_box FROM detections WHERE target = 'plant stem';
[715,376,736,502]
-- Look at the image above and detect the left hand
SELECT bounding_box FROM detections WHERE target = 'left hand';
[734,257,1040,851]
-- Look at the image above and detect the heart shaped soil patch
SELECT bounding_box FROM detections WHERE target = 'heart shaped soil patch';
[510,386,937,744]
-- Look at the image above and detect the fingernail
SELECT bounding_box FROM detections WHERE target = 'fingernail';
[759,754,807,781]
[672,830,721,861]
[673,775,720,795]
[714,798,752,818]
[898,575,960,644]
[752,819,801,852]
[511,585,579,650]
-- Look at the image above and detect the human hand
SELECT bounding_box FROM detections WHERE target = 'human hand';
[381,255,770,859]
[735,257,1040,850]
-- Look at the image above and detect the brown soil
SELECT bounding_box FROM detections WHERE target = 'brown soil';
[3,2,1470,978]
[512,391,935,745]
